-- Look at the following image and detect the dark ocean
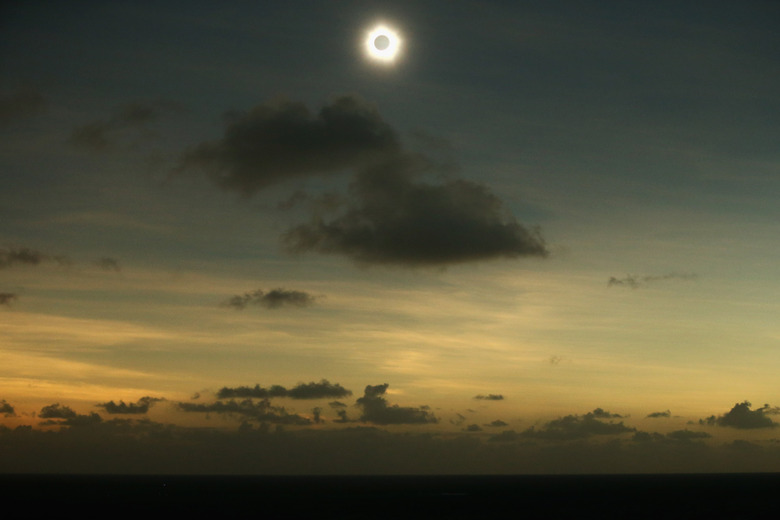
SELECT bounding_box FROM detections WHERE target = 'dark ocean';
[3,472,777,518]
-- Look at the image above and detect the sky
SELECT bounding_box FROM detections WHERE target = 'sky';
[1,0,779,474]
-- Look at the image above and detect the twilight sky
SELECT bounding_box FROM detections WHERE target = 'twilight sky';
[1,1,779,474]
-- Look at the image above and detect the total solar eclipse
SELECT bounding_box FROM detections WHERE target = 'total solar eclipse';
[365,25,401,63]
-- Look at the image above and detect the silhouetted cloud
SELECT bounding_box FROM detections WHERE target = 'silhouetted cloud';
[519,409,634,440]
[464,424,482,432]
[474,394,504,401]
[177,95,548,267]
[356,384,437,425]
[0,293,18,306]
[608,273,698,289]
[178,398,310,425]
[96,257,121,272]
[485,420,509,428]
[647,410,672,418]
[699,401,778,429]
[222,288,317,310]
[0,86,46,123]
[38,403,102,427]
[0,247,70,269]
[70,99,181,151]
[0,400,15,416]
[176,95,400,194]
[39,403,77,419]
[97,397,163,414]
[587,408,624,419]
[217,380,352,400]
[666,429,711,441]
[283,156,549,267]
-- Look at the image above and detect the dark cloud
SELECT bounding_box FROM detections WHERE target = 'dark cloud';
[222,288,317,310]
[665,429,711,441]
[178,95,548,268]
[96,257,121,272]
[0,247,46,268]
[0,247,70,269]
[464,424,482,432]
[178,398,310,425]
[474,394,504,401]
[283,155,549,267]
[0,86,46,123]
[217,380,352,400]
[38,403,102,427]
[97,397,163,414]
[700,401,778,429]
[0,400,15,416]
[608,273,698,289]
[519,410,634,441]
[485,420,509,428]
[176,95,400,195]
[355,384,437,425]
[647,410,672,418]
[38,403,77,419]
[0,293,18,306]
[69,99,181,151]
[587,408,624,419]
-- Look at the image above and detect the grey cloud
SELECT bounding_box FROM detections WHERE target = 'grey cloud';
[38,403,77,419]
[647,410,672,418]
[485,420,509,428]
[217,380,352,400]
[474,394,504,401]
[38,403,102,427]
[70,99,181,151]
[608,273,698,289]
[0,86,46,123]
[1,400,15,416]
[283,155,549,267]
[464,424,482,432]
[96,257,121,272]
[222,288,317,310]
[356,384,438,425]
[176,95,400,195]
[0,293,18,306]
[0,247,70,269]
[587,408,624,419]
[699,401,777,429]
[519,410,635,441]
[97,397,163,414]
[666,429,711,441]
[178,398,310,425]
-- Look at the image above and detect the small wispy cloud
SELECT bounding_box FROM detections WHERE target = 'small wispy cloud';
[222,288,318,310]
[608,273,698,289]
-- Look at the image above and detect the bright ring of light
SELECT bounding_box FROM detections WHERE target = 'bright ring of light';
[365,25,401,63]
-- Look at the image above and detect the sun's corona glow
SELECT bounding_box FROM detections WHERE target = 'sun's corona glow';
[365,25,401,63]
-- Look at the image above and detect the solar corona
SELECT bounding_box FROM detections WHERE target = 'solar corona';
[365,24,401,63]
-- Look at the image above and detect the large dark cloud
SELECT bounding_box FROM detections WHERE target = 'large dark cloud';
[222,288,317,310]
[177,95,548,267]
[177,95,400,194]
[283,156,549,266]
[356,384,438,425]
[97,397,163,415]
[38,403,102,427]
[700,401,778,429]
[217,380,352,400]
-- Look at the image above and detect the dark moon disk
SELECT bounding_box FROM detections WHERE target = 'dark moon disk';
[374,34,390,50]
